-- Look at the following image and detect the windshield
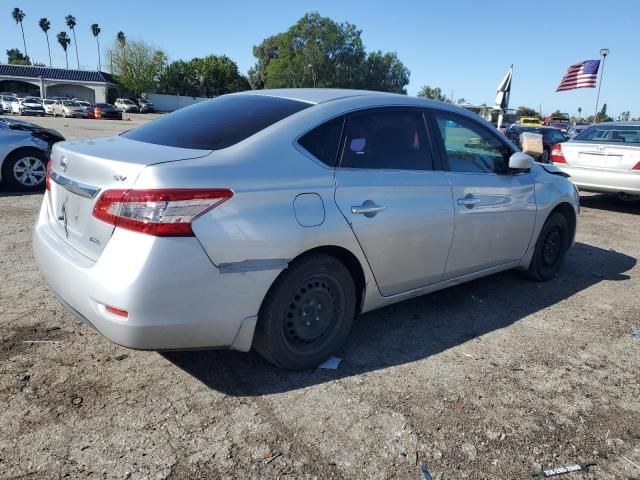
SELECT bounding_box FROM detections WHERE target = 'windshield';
[122,94,311,150]
[574,125,640,144]
[63,101,81,107]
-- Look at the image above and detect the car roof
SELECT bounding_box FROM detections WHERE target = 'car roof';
[234,88,408,105]
[594,121,640,127]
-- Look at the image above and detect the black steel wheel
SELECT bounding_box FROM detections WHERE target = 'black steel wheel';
[254,253,356,370]
[525,212,570,281]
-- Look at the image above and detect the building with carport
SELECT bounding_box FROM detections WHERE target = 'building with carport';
[0,64,117,103]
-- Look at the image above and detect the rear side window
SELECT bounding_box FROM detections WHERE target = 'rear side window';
[298,116,344,166]
[339,109,433,170]
[122,95,311,150]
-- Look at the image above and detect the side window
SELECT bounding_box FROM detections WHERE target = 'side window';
[340,109,433,170]
[432,111,512,173]
[298,116,344,167]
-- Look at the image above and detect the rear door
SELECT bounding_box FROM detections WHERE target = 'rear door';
[333,108,454,296]
[428,109,537,278]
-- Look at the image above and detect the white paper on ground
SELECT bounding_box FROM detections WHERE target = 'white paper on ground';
[318,356,342,370]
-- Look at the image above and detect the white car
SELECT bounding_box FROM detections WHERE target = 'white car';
[114,98,139,113]
[1,95,17,113]
[11,97,45,116]
[43,99,57,116]
[552,122,640,202]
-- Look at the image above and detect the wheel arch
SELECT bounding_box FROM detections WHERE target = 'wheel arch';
[286,245,367,314]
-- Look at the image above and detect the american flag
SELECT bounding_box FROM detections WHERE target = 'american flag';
[556,60,600,92]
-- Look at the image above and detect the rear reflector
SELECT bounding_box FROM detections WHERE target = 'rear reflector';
[551,143,566,164]
[45,160,53,191]
[105,305,128,318]
[92,188,233,236]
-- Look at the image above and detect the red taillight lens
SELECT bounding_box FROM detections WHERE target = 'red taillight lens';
[45,160,53,191]
[633,161,640,171]
[92,188,233,236]
[551,143,566,164]
[105,305,128,318]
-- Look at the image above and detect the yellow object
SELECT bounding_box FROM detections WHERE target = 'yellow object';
[519,117,541,126]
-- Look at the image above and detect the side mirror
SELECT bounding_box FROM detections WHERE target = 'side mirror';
[519,132,544,157]
[509,151,534,170]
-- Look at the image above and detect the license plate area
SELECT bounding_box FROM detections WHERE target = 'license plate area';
[578,153,622,168]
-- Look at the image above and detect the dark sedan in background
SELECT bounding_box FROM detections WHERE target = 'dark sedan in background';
[94,103,123,120]
[506,125,568,163]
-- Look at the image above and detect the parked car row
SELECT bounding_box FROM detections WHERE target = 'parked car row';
[1,93,154,118]
[506,125,569,163]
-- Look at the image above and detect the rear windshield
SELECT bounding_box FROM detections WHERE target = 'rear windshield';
[122,95,311,150]
[575,125,640,144]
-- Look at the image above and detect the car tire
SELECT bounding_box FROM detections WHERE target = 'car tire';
[1,149,48,192]
[524,212,570,281]
[253,253,357,371]
[541,148,550,163]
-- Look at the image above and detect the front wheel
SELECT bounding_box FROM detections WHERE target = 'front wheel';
[253,253,357,371]
[524,212,570,281]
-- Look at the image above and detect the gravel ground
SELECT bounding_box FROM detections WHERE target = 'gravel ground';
[1,116,639,479]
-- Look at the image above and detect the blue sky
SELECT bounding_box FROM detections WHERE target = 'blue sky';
[2,0,637,117]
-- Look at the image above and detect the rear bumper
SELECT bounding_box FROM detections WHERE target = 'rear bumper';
[33,197,277,351]
[560,165,640,195]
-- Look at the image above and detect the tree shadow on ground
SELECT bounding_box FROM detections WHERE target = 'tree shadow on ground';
[163,241,635,396]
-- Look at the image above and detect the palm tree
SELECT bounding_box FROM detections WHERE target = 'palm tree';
[39,18,52,66]
[11,8,28,60]
[115,31,127,75]
[91,23,101,70]
[57,31,71,69]
[65,15,79,69]
[116,31,126,49]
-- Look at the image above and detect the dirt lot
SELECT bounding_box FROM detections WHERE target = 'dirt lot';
[1,116,639,479]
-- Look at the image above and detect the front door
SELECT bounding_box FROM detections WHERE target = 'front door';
[429,109,537,278]
[334,108,455,296]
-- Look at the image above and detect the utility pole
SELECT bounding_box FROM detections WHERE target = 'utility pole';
[594,48,609,121]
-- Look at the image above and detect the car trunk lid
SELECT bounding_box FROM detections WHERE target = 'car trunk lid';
[561,141,640,170]
[47,136,212,260]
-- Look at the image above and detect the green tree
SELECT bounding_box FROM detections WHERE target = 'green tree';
[57,31,71,69]
[39,18,52,66]
[596,103,613,123]
[417,85,447,101]
[11,8,28,59]
[6,48,31,65]
[618,111,630,122]
[65,15,80,69]
[107,39,166,97]
[250,12,409,93]
[516,106,538,116]
[91,24,102,70]
[159,56,250,97]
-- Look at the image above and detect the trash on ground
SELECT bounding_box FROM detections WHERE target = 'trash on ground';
[419,463,432,480]
[71,396,83,407]
[114,354,129,361]
[318,356,342,370]
[532,462,595,477]
[632,327,640,342]
[263,452,281,464]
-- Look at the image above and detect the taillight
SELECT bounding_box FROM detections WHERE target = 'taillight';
[45,159,53,191]
[551,144,566,164]
[633,161,640,171]
[92,188,233,236]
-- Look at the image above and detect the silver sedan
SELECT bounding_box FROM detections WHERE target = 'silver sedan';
[33,89,579,370]
[551,122,640,202]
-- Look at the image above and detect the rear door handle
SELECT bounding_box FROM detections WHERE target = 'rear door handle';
[351,203,386,215]
[457,198,481,207]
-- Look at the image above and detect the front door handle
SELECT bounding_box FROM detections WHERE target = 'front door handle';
[457,197,481,208]
[351,203,386,216]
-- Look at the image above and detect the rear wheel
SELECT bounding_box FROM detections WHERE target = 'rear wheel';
[616,192,640,203]
[2,149,48,192]
[524,212,570,281]
[253,253,357,371]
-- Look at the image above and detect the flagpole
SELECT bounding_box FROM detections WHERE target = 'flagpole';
[594,48,609,122]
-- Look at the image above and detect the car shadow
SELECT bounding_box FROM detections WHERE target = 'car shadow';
[163,242,635,396]
[579,193,640,214]
[0,188,44,198]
